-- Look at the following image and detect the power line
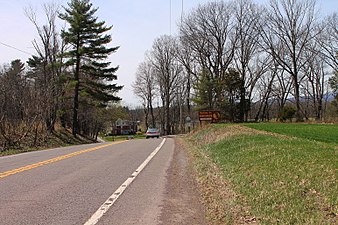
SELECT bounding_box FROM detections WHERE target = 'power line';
[169,0,172,35]
[181,0,184,23]
[0,41,32,56]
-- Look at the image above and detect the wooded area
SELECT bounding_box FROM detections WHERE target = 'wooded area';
[0,0,122,151]
[133,0,338,135]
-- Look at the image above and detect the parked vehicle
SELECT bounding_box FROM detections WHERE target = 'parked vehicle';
[145,128,160,139]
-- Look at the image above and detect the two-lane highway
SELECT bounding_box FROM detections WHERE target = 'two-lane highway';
[0,138,174,225]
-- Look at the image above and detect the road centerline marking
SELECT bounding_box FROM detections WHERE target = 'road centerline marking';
[0,141,128,180]
[84,138,167,225]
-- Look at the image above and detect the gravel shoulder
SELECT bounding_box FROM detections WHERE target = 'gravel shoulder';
[159,138,207,225]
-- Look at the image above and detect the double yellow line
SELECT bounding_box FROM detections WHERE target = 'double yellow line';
[0,141,127,180]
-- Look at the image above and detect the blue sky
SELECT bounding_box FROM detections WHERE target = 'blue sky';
[0,0,337,106]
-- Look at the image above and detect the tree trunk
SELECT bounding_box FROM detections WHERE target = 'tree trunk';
[165,94,170,135]
[294,79,303,122]
[150,102,155,128]
[239,80,246,122]
[72,51,80,136]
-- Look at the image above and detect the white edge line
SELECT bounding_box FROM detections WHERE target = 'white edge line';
[84,138,167,225]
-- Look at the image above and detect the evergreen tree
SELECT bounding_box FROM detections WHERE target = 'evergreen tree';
[192,69,215,110]
[223,69,243,122]
[192,68,245,122]
[59,0,122,136]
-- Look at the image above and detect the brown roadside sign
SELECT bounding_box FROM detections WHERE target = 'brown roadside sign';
[199,111,221,122]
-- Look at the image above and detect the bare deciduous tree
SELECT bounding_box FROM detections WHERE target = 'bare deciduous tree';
[25,3,66,132]
[260,0,318,121]
[317,13,338,71]
[232,0,264,121]
[176,38,199,118]
[133,60,157,128]
[179,1,237,109]
[150,35,183,135]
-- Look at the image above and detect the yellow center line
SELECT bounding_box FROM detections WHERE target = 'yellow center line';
[0,140,128,180]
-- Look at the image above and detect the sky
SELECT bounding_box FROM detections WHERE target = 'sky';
[0,0,337,107]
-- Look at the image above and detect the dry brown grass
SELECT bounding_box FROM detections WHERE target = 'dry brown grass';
[180,127,259,224]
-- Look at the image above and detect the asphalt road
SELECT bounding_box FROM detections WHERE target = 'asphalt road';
[0,138,174,225]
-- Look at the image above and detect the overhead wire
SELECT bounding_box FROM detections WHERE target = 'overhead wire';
[181,0,184,23]
[0,41,32,56]
[170,0,172,35]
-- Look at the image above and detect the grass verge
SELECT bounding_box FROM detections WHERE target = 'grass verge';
[183,124,337,224]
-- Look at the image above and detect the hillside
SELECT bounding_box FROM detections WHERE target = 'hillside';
[0,128,96,157]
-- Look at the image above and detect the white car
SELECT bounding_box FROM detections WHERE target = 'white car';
[145,128,160,139]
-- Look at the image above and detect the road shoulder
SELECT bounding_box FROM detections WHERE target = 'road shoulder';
[159,138,207,225]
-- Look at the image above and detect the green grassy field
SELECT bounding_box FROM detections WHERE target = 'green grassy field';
[244,123,338,144]
[185,123,337,224]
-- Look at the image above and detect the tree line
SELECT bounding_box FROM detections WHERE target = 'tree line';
[133,0,338,135]
[0,0,122,151]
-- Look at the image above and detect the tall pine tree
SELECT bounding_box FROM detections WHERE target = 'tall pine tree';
[59,0,122,136]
